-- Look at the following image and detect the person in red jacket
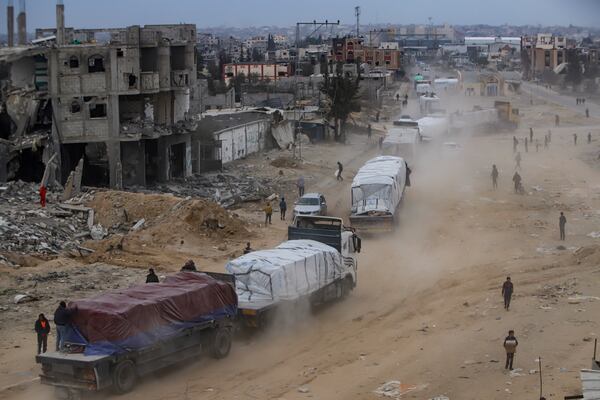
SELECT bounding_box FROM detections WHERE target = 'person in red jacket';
[39,185,47,208]
[35,313,51,354]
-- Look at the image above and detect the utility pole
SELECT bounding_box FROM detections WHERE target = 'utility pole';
[293,19,340,158]
[355,6,360,38]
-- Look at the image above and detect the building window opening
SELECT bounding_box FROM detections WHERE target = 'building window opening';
[128,74,137,88]
[69,56,79,68]
[89,103,107,118]
[88,55,105,73]
[116,48,124,57]
[70,101,81,114]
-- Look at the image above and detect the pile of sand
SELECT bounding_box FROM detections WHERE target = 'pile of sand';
[86,191,252,243]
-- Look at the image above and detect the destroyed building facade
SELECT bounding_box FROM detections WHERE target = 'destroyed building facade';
[1,22,198,189]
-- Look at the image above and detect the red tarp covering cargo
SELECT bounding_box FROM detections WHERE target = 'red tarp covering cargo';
[68,272,237,355]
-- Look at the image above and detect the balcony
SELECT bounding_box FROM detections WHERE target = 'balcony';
[171,70,190,88]
[140,72,160,93]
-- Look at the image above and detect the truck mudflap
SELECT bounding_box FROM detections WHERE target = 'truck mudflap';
[349,214,395,234]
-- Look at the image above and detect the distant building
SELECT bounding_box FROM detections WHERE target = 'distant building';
[222,62,290,84]
[521,34,567,80]
[330,37,403,71]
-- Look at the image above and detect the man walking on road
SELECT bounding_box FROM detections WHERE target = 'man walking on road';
[264,201,273,225]
[515,152,521,170]
[588,132,592,144]
[555,114,560,127]
[513,136,518,153]
[367,124,372,141]
[559,212,567,241]
[491,165,499,190]
[512,171,522,193]
[573,133,578,145]
[502,277,514,310]
[544,135,548,149]
[503,330,518,370]
[529,128,533,142]
[35,313,51,354]
[336,161,344,181]
[296,176,305,197]
[586,108,590,118]
[279,197,287,220]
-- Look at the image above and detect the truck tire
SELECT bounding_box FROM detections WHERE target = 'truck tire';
[341,276,354,298]
[112,360,137,394]
[210,327,232,359]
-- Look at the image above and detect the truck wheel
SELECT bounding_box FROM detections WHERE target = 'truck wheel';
[112,360,137,394]
[341,276,354,298]
[210,327,232,359]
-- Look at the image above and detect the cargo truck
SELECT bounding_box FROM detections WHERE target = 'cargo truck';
[227,215,361,327]
[36,272,237,398]
[350,156,408,233]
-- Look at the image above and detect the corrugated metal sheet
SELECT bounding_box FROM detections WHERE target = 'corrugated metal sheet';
[581,369,600,399]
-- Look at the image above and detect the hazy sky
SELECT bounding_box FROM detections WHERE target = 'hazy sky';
[3,0,600,31]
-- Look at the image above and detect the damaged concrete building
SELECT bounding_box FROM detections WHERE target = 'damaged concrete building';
[1,2,198,189]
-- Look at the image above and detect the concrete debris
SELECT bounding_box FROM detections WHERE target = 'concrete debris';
[137,169,294,209]
[13,294,38,304]
[0,181,94,254]
[509,368,524,377]
[430,396,450,400]
[130,218,145,231]
[373,381,418,398]
[90,224,108,240]
[297,387,310,393]
[587,231,600,239]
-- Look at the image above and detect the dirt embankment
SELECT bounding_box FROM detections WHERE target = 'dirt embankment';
[81,191,254,269]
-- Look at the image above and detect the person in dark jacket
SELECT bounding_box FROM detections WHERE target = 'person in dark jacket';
[405,162,412,187]
[279,197,287,220]
[503,330,518,370]
[336,161,344,181]
[502,277,514,310]
[181,260,197,272]
[146,268,159,283]
[491,164,499,190]
[243,242,253,254]
[35,313,51,354]
[54,301,72,351]
[559,212,567,241]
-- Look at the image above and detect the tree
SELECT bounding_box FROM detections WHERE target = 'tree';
[251,48,262,62]
[320,71,361,142]
[267,34,276,52]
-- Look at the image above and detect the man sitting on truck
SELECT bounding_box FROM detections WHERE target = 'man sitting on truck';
[146,268,159,283]
[181,260,197,272]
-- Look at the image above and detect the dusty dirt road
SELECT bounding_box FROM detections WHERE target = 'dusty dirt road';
[3,88,600,400]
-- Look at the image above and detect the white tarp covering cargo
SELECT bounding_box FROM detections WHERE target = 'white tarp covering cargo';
[382,128,420,162]
[451,108,499,130]
[351,156,406,216]
[225,239,344,303]
[418,116,449,139]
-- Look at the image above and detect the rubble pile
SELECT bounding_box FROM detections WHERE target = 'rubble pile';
[145,167,296,208]
[0,181,92,255]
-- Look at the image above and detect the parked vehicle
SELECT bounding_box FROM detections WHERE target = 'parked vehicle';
[227,215,361,328]
[382,128,420,164]
[293,193,327,216]
[350,156,408,233]
[36,272,237,398]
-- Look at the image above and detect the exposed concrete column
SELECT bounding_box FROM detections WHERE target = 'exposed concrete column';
[17,0,26,45]
[108,48,122,189]
[7,3,14,47]
[106,140,122,189]
[56,1,65,46]
[185,43,196,86]
[157,44,171,90]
